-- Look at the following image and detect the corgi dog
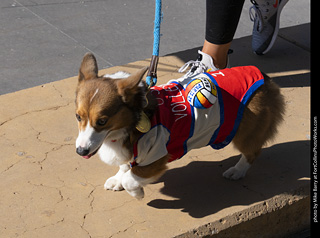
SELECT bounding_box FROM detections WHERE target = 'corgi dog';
[75,53,285,199]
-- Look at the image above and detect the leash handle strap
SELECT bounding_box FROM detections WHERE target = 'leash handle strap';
[152,0,162,57]
[146,0,162,88]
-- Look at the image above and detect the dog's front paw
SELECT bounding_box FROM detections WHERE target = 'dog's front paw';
[223,167,246,180]
[122,170,145,200]
[126,187,145,200]
[104,176,124,191]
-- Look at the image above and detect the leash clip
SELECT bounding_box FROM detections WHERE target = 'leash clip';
[146,55,159,88]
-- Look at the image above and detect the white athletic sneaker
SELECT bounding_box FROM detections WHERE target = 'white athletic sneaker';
[178,50,230,78]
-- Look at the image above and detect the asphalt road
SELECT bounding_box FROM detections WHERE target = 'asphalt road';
[0,0,310,95]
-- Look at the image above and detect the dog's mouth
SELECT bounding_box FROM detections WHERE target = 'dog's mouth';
[82,149,98,159]
[81,143,103,159]
[76,142,103,159]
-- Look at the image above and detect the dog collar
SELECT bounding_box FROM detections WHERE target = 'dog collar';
[130,160,138,168]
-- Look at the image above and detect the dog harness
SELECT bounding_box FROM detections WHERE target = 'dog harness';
[131,66,265,167]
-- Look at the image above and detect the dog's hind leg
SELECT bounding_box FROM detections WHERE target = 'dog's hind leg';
[223,116,264,180]
[223,78,285,180]
[223,152,259,180]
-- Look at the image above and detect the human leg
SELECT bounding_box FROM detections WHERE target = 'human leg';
[179,0,245,76]
[204,0,245,68]
[201,40,231,69]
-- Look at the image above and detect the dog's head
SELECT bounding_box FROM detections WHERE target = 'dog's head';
[75,53,148,159]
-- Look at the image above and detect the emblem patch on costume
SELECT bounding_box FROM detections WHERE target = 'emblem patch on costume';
[185,75,217,109]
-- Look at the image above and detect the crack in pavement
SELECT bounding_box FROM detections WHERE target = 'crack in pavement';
[0,101,73,127]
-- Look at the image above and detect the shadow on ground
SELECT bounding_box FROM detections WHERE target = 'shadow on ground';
[148,140,310,218]
[147,23,310,219]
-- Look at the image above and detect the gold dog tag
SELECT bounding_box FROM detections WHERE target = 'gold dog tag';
[136,111,151,133]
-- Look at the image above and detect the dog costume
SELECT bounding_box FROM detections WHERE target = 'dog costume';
[131,66,265,167]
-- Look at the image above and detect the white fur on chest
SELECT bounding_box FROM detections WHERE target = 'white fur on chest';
[98,138,131,166]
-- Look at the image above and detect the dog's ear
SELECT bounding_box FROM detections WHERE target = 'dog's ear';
[117,67,148,104]
[78,53,98,82]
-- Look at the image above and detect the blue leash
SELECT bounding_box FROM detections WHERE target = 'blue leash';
[146,0,162,88]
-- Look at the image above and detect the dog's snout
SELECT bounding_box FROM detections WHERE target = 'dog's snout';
[76,147,90,156]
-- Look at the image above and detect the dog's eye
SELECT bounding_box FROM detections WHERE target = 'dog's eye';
[97,118,108,126]
[76,114,81,122]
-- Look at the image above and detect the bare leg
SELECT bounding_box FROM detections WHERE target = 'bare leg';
[202,40,231,69]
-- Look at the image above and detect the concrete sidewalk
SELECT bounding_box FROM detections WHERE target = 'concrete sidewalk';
[0,22,311,237]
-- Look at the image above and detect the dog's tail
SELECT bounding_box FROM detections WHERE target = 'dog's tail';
[261,73,286,142]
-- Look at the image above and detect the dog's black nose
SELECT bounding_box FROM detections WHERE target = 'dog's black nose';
[76,147,90,156]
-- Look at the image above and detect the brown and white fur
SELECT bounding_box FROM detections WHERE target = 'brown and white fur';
[75,53,285,199]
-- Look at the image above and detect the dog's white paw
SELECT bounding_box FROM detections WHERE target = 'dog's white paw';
[223,155,251,180]
[104,164,130,191]
[223,166,247,180]
[104,176,124,191]
[126,187,145,200]
[122,170,145,200]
